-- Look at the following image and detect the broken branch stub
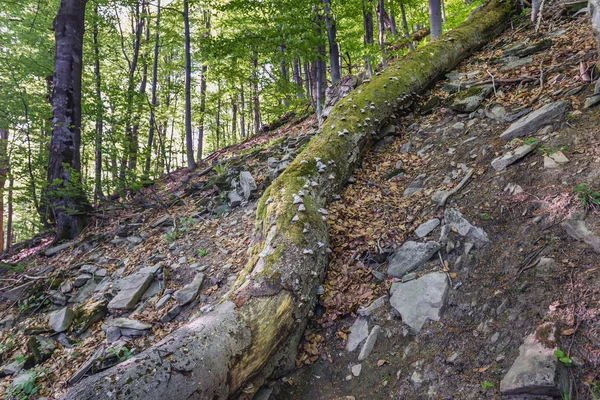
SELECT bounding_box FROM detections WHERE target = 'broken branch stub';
[60,1,512,398]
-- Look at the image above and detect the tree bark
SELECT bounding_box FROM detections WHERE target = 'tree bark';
[399,1,414,50]
[429,0,443,40]
[130,1,149,173]
[6,175,13,249]
[293,56,304,98]
[378,0,387,68]
[279,45,290,107]
[47,0,89,241]
[0,129,7,252]
[390,4,398,36]
[239,84,246,140]
[183,0,195,170]
[145,0,161,177]
[251,53,261,135]
[60,1,512,398]
[92,6,103,205]
[231,95,238,140]
[363,0,374,77]
[197,10,210,161]
[322,0,341,84]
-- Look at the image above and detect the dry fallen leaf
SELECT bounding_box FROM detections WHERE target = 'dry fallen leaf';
[377,359,388,367]
[561,328,575,336]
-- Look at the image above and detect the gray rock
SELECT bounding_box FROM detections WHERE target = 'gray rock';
[1,359,24,376]
[27,335,56,366]
[71,279,98,303]
[389,272,449,332]
[562,217,600,253]
[50,307,75,333]
[585,94,600,109]
[108,273,154,310]
[160,304,182,323]
[491,142,538,171]
[513,39,553,57]
[444,208,489,247]
[499,56,533,71]
[74,274,92,288]
[239,171,257,201]
[50,291,67,306]
[174,273,205,306]
[484,102,508,122]
[106,326,121,343]
[358,325,381,361]
[351,364,362,377]
[387,241,441,278]
[400,142,412,153]
[103,318,152,331]
[121,328,148,338]
[357,296,386,317]
[0,314,15,331]
[447,85,494,113]
[150,215,173,228]
[500,333,567,397]
[154,294,171,310]
[415,219,440,238]
[228,190,243,207]
[79,265,98,274]
[127,236,144,245]
[1,281,34,302]
[44,241,76,256]
[500,101,568,141]
[141,280,162,300]
[403,174,426,196]
[346,317,369,352]
[543,155,558,169]
[95,268,107,277]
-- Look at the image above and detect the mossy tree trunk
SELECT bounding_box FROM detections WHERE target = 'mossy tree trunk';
[60,1,513,398]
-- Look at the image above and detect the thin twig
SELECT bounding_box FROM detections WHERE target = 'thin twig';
[486,70,497,96]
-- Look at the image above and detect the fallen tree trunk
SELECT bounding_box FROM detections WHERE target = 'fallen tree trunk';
[60,1,512,399]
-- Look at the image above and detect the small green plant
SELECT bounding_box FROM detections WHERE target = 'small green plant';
[481,381,494,389]
[164,230,180,244]
[197,249,209,257]
[0,335,16,355]
[480,212,492,221]
[6,366,48,400]
[18,294,49,313]
[574,184,600,208]
[13,355,28,363]
[468,254,475,260]
[108,346,133,362]
[554,350,572,367]
[522,137,539,146]
[212,163,228,175]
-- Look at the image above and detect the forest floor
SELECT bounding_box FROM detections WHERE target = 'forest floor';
[2,2,600,400]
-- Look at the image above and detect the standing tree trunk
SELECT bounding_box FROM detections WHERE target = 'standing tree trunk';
[429,0,443,40]
[293,56,304,98]
[145,0,161,178]
[363,0,374,77]
[390,4,398,36]
[279,45,290,107]
[0,129,7,252]
[231,95,238,140]
[303,60,313,103]
[322,0,341,84]
[47,0,89,241]
[251,53,261,135]
[6,174,12,249]
[399,1,414,50]
[92,6,103,205]
[378,0,387,68]
[183,0,195,170]
[239,84,246,140]
[215,85,221,149]
[196,10,210,161]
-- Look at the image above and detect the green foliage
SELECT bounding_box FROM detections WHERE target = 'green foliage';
[481,381,494,389]
[164,230,180,245]
[18,294,49,313]
[573,184,600,208]
[197,249,209,257]
[108,345,133,362]
[554,349,572,367]
[522,137,539,146]
[6,367,49,400]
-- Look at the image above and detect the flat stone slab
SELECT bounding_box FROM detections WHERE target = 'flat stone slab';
[346,317,369,352]
[562,217,600,253]
[389,272,449,332]
[491,142,537,172]
[108,273,153,310]
[444,208,489,247]
[49,307,75,333]
[415,219,440,238]
[500,334,566,397]
[387,241,441,278]
[174,273,205,306]
[447,85,494,113]
[102,318,152,330]
[358,325,380,361]
[45,241,76,256]
[500,101,568,141]
[500,56,533,71]
[403,174,426,196]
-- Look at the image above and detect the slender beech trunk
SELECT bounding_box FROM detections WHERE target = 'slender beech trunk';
[0,129,7,251]
[47,0,88,241]
[183,0,195,170]
[239,84,246,140]
[197,10,210,161]
[441,0,447,24]
[390,4,398,36]
[378,0,387,68]
[130,2,149,173]
[293,57,304,98]
[119,1,144,181]
[92,6,103,205]
[400,1,414,50]
[429,0,442,40]
[231,95,238,140]
[6,175,12,249]
[251,53,261,135]
[279,45,289,107]
[322,0,341,84]
[216,85,221,149]
[145,0,161,177]
[303,61,313,103]
[363,0,374,77]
